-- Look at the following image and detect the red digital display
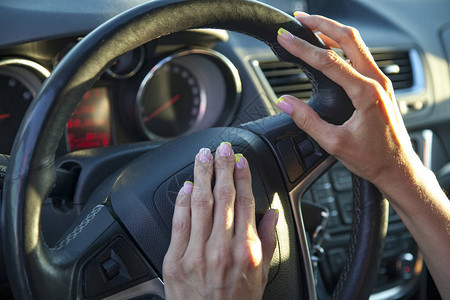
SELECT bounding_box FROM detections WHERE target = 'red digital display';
[67,87,111,151]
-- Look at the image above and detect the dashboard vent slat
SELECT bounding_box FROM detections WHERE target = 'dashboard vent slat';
[258,50,414,101]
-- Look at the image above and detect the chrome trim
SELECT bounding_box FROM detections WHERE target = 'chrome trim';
[0,57,50,78]
[290,156,337,300]
[136,48,241,141]
[106,46,145,79]
[250,59,279,115]
[422,129,433,169]
[395,48,426,97]
[102,277,165,300]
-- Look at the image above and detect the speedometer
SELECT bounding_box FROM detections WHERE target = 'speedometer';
[134,49,242,141]
[136,60,206,140]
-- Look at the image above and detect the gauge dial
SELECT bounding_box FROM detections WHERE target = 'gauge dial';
[106,46,145,79]
[136,62,206,140]
[0,65,44,154]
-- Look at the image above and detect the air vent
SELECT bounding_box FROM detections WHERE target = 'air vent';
[258,49,414,100]
[258,60,312,101]
[372,50,413,90]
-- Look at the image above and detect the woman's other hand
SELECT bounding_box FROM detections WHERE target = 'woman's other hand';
[163,143,278,300]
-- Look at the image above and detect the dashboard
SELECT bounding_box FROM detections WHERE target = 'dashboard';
[1,0,450,299]
[0,33,242,154]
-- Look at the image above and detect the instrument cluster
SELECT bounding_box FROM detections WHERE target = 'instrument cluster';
[0,36,242,154]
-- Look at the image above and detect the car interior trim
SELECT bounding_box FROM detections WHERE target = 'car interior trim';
[0,58,50,78]
[395,48,426,98]
[101,277,165,300]
[422,129,434,169]
[105,45,145,79]
[290,155,338,300]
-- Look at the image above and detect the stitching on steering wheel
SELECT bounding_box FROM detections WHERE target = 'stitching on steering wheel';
[333,175,362,299]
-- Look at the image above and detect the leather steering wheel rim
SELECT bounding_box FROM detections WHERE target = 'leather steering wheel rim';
[2,0,388,299]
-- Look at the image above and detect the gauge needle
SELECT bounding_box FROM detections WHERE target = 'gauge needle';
[0,113,11,120]
[143,94,181,123]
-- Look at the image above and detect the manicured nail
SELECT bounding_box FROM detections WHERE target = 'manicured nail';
[183,181,193,194]
[198,148,212,162]
[274,209,279,225]
[218,142,232,157]
[276,97,294,115]
[235,153,246,169]
[294,11,309,17]
[277,28,294,41]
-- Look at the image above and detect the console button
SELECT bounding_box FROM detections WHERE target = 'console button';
[101,258,120,280]
[277,138,304,182]
[297,139,315,157]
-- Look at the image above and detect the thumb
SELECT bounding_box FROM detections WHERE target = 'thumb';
[258,209,278,275]
[276,95,340,154]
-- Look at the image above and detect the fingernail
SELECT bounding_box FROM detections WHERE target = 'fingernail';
[198,148,212,162]
[274,209,279,225]
[183,181,193,194]
[276,97,294,115]
[294,11,309,17]
[235,153,246,169]
[277,28,294,41]
[218,142,232,157]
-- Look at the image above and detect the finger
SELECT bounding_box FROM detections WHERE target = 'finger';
[258,209,278,275]
[277,27,380,110]
[211,142,236,240]
[316,32,340,49]
[294,14,389,87]
[233,154,257,236]
[276,95,346,156]
[166,181,193,260]
[189,148,214,247]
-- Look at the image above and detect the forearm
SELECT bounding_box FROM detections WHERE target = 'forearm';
[374,159,450,298]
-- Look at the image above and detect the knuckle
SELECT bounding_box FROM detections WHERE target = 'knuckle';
[350,79,381,102]
[214,156,235,170]
[378,74,394,93]
[340,26,360,42]
[191,190,212,209]
[214,185,235,202]
[186,254,207,274]
[172,218,189,233]
[236,194,254,208]
[210,247,232,268]
[235,240,262,268]
[294,110,312,131]
[317,49,340,70]
[163,257,185,280]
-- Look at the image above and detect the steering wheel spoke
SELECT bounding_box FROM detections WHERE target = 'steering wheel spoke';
[52,202,161,299]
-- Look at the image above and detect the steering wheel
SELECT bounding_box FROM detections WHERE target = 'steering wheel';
[2,0,388,299]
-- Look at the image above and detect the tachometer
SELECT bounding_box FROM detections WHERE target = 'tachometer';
[0,59,49,154]
[136,59,206,140]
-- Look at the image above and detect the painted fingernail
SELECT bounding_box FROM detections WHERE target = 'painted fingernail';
[276,97,294,115]
[235,153,246,169]
[277,28,294,41]
[293,11,309,17]
[274,209,279,225]
[198,148,212,162]
[183,181,193,194]
[218,142,232,157]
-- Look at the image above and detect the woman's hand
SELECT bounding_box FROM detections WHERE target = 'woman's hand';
[276,13,423,190]
[163,143,278,300]
[277,13,450,298]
